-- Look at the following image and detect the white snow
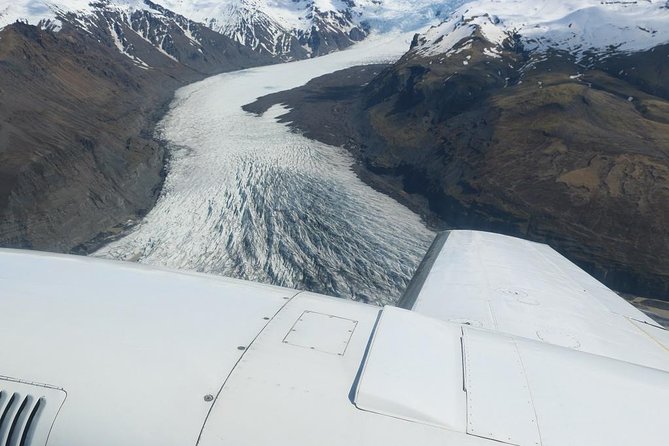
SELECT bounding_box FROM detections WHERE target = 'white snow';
[159,0,464,42]
[2,0,185,64]
[94,32,435,304]
[108,20,151,68]
[0,0,463,57]
[483,46,501,58]
[3,1,669,60]
[0,0,83,30]
[0,0,151,30]
[158,0,348,54]
[415,0,669,58]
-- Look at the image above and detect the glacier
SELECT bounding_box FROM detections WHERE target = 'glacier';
[93,32,435,305]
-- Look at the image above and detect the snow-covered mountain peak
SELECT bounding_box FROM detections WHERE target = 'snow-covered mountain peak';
[0,0,463,58]
[0,0,145,30]
[413,0,669,59]
[7,0,666,63]
[157,0,373,58]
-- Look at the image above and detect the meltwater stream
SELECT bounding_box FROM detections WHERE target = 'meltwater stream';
[95,33,435,304]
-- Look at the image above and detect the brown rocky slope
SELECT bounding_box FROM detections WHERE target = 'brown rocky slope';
[246,35,669,300]
[0,20,268,253]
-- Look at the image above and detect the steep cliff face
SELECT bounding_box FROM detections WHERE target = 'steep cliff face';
[0,19,267,252]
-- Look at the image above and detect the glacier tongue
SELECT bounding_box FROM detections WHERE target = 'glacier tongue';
[93,33,435,304]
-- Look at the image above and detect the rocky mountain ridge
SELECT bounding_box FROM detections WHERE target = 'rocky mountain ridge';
[1,0,452,59]
[160,0,368,59]
[245,1,669,299]
[413,0,669,58]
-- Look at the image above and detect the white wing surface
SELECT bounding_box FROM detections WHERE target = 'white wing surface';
[1,231,669,446]
[399,231,669,370]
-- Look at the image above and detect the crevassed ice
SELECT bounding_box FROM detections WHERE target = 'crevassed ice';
[94,32,435,305]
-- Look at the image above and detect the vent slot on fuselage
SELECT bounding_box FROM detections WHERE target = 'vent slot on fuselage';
[0,380,66,446]
[0,391,44,446]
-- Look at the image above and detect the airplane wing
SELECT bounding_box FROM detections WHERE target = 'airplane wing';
[388,231,669,445]
[399,230,669,369]
[1,231,668,446]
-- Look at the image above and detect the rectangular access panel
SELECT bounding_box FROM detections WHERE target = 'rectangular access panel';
[283,310,358,355]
